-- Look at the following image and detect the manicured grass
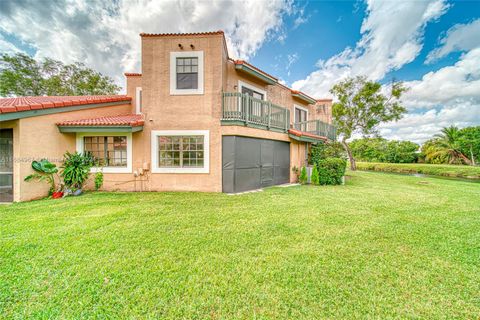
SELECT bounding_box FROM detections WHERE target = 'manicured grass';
[357,161,480,179]
[1,171,479,318]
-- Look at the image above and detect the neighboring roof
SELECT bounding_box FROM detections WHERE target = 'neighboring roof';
[57,114,144,127]
[124,73,142,77]
[56,114,144,133]
[316,99,333,103]
[140,31,224,37]
[0,95,131,114]
[288,128,327,143]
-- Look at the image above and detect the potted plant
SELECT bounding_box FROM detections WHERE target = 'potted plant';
[24,159,63,198]
[61,151,95,196]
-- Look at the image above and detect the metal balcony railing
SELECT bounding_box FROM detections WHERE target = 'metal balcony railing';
[222,92,289,132]
[292,120,337,141]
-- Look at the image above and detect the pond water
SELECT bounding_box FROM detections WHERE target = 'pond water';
[365,171,480,184]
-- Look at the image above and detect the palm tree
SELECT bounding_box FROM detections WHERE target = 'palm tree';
[425,126,472,165]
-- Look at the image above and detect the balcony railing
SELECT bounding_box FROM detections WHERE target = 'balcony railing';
[222,92,289,132]
[292,120,337,141]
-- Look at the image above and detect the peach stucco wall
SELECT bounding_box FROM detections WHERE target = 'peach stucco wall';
[3,103,132,201]
[130,34,225,193]
[126,75,142,111]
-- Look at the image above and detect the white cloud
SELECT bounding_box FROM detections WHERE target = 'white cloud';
[0,0,296,88]
[426,18,480,63]
[403,48,480,109]
[292,0,449,97]
[379,101,480,143]
[380,48,480,143]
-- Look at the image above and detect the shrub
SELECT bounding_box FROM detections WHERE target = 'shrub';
[61,152,95,190]
[309,142,346,165]
[24,159,61,195]
[311,164,319,185]
[94,172,104,191]
[299,166,308,184]
[317,158,347,185]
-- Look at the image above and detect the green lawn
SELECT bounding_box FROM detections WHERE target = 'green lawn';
[357,161,480,179]
[1,171,479,319]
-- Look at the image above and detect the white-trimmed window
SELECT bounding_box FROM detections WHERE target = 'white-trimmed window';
[238,80,266,100]
[294,105,308,123]
[135,87,142,114]
[170,51,204,95]
[151,130,209,173]
[76,132,132,173]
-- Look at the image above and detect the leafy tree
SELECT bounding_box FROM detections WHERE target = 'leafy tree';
[0,53,120,97]
[423,126,472,165]
[350,137,387,162]
[384,140,419,163]
[350,137,419,163]
[330,76,407,170]
[457,126,480,165]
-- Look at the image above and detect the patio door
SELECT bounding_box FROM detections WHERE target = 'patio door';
[0,129,13,202]
[241,86,265,121]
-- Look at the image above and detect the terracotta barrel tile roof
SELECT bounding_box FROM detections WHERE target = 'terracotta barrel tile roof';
[57,114,144,127]
[0,95,132,114]
[124,73,142,77]
[140,31,224,37]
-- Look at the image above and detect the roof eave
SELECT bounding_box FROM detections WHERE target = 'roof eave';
[57,125,143,133]
[234,64,277,85]
[292,92,316,105]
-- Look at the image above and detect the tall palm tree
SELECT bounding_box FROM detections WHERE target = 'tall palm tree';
[426,126,472,165]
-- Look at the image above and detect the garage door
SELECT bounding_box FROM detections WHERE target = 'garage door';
[222,136,290,193]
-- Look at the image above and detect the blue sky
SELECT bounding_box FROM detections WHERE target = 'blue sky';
[0,0,479,143]
[252,0,479,85]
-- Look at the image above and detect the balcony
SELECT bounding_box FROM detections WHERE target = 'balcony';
[221,92,336,142]
[222,92,289,132]
[291,120,337,141]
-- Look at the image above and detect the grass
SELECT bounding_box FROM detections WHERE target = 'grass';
[357,161,480,179]
[1,171,479,318]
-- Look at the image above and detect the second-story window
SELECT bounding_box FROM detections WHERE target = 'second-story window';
[295,106,308,123]
[170,51,204,95]
[176,57,198,90]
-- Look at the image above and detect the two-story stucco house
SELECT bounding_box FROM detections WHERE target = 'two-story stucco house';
[0,31,335,202]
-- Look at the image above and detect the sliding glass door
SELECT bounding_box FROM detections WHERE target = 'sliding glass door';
[0,129,13,202]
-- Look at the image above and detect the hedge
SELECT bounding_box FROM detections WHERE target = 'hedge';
[317,158,347,185]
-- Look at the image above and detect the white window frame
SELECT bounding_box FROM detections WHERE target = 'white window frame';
[238,80,267,100]
[76,132,133,174]
[135,87,142,114]
[294,104,309,123]
[170,51,204,95]
[151,130,209,174]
